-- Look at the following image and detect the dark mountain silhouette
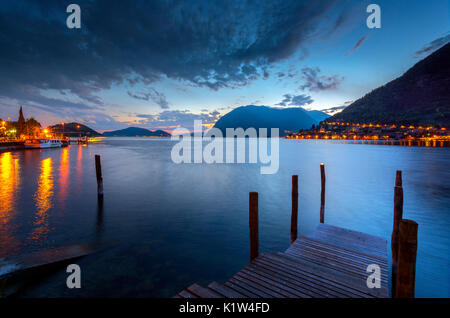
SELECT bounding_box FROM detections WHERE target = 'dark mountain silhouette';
[330,42,450,126]
[213,105,328,136]
[51,123,103,137]
[103,127,171,137]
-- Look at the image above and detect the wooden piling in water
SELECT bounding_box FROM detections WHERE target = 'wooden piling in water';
[95,155,104,198]
[249,192,259,262]
[291,175,298,244]
[320,163,326,223]
[395,170,402,187]
[391,170,403,295]
[395,219,418,298]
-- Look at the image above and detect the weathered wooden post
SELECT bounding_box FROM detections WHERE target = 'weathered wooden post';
[249,192,259,262]
[95,155,104,199]
[395,170,402,187]
[291,175,298,244]
[391,170,403,296]
[320,163,326,223]
[395,219,418,298]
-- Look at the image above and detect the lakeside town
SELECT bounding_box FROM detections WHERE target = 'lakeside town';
[1,106,450,149]
[285,121,449,146]
[0,107,102,149]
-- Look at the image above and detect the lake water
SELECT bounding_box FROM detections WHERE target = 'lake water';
[0,138,449,297]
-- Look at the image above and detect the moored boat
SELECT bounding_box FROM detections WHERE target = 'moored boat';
[24,139,62,149]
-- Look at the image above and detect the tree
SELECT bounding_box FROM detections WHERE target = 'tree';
[25,117,42,136]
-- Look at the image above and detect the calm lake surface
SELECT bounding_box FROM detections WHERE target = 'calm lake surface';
[0,138,449,297]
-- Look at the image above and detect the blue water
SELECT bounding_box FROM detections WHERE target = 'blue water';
[0,138,448,297]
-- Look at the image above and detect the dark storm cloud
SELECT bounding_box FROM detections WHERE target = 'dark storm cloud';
[127,88,170,109]
[299,67,344,91]
[415,34,450,57]
[0,0,350,110]
[276,94,313,106]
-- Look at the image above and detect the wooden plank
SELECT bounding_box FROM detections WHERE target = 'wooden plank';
[287,241,389,280]
[257,255,367,298]
[316,224,387,249]
[224,281,260,298]
[313,230,386,254]
[178,290,198,298]
[0,243,99,280]
[314,224,387,250]
[298,235,388,263]
[313,224,387,256]
[228,276,276,298]
[284,248,388,284]
[245,262,331,298]
[289,241,388,269]
[313,232,386,259]
[241,265,313,298]
[313,229,387,254]
[186,283,223,298]
[279,252,388,297]
[208,282,245,298]
[235,270,298,298]
[265,253,388,297]
[293,236,388,265]
[257,254,372,298]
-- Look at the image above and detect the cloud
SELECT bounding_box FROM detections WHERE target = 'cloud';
[127,88,169,109]
[131,109,222,130]
[415,34,450,57]
[0,0,354,110]
[345,36,367,56]
[299,67,344,91]
[320,105,348,116]
[277,94,313,106]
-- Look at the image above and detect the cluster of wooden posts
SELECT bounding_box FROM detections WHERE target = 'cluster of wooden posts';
[248,164,418,298]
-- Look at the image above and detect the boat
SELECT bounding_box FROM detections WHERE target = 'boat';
[24,139,62,149]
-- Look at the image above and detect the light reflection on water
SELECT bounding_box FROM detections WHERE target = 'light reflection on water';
[0,138,448,298]
[0,152,21,255]
[30,157,54,242]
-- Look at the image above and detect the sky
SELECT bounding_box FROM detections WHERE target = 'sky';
[0,0,448,132]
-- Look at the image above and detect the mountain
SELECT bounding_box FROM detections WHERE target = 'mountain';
[213,105,328,136]
[50,123,103,137]
[103,127,171,137]
[329,43,450,126]
[307,110,330,123]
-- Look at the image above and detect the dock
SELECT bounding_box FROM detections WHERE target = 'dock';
[177,167,418,298]
[0,243,99,297]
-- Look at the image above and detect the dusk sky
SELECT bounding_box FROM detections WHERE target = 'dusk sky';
[0,0,448,132]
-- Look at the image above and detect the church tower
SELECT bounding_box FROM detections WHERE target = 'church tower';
[18,106,25,135]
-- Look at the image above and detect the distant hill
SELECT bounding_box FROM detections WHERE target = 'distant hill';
[50,123,103,137]
[103,127,171,137]
[213,105,328,136]
[329,42,450,126]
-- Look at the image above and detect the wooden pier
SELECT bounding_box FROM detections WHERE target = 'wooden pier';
[176,166,417,298]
